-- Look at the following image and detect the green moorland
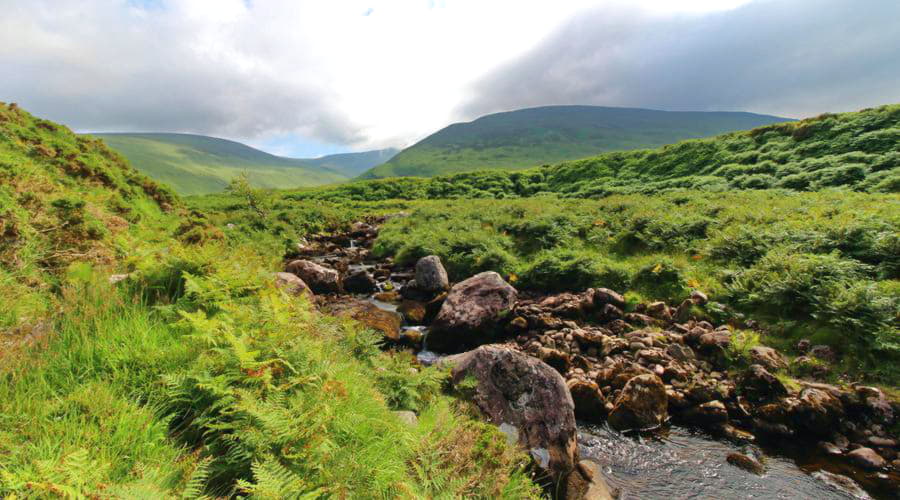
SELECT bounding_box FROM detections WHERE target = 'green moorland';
[362,105,788,179]
[95,133,397,195]
[0,103,541,497]
[195,104,899,384]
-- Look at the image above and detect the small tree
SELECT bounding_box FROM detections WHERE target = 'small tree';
[226,173,269,221]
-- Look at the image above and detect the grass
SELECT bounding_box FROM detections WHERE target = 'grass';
[363,105,788,178]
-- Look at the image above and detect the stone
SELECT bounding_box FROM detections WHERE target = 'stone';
[793,388,844,435]
[856,386,894,424]
[811,471,871,499]
[565,460,615,500]
[690,290,709,305]
[324,298,402,341]
[567,378,607,423]
[274,271,313,296]
[538,347,571,374]
[284,259,341,294]
[809,344,837,362]
[415,255,449,293]
[429,272,518,352]
[749,346,787,372]
[398,300,427,325]
[666,343,696,363]
[372,291,400,303]
[393,410,418,426]
[593,288,626,309]
[726,453,765,475]
[685,400,729,427]
[796,339,811,353]
[449,346,577,482]
[739,364,788,403]
[608,374,668,431]
[342,269,376,294]
[818,441,843,455]
[846,447,886,470]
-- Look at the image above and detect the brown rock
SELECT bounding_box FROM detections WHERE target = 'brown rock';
[749,346,788,372]
[684,400,729,427]
[342,269,376,294]
[324,298,402,340]
[567,379,607,423]
[429,272,518,352]
[593,288,625,309]
[608,374,668,431]
[274,271,313,297]
[726,453,765,475]
[284,259,340,294]
[565,460,615,500]
[398,300,427,325]
[739,364,788,403]
[449,346,577,482]
[846,447,886,469]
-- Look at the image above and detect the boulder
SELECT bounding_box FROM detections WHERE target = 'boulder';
[811,471,871,499]
[448,346,577,482]
[739,364,788,403]
[749,346,787,372]
[429,272,518,352]
[415,255,449,293]
[274,272,313,297]
[284,259,340,294]
[567,378,607,423]
[342,269,376,294]
[846,447,886,470]
[324,298,402,341]
[565,460,615,500]
[856,386,894,424]
[793,388,844,435]
[608,374,668,431]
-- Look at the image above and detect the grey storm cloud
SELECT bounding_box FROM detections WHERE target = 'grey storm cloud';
[460,0,900,120]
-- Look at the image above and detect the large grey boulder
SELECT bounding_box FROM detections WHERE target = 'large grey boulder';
[284,259,340,294]
[429,271,517,352]
[448,346,577,483]
[415,255,449,292]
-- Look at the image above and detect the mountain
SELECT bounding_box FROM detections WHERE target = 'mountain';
[93,133,396,195]
[362,105,790,179]
[299,104,900,201]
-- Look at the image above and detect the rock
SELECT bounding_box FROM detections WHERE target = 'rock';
[847,447,886,470]
[593,288,626,309]
[108,273,130,284]
[796,339,811,353]
[342,269,376,294]
[608,374,668,431]
[793,388,844,435]
[818,441,843,455]
[372,291,400,303]
[565,460,615,500]
[666,343,696,363]
[726,452,765,475]
[868,436,897,448]
[508,316,529,332]
[415,255,449,293]
[429,272,518,352]
[274,271,313,296]
[324,298,402,340]
[749,346,788,372]
[449,346,577,482]
[538,347,571,374]
[393,410,418,426]
[811,471,871,499]
[398,300,427,325]
[684,400,729,427]
[856,386,894,424]
[690,290,708,305]
[739,364,788,403]
[567,379,607,423]
[284,259,341,294]
[809,344,837,362]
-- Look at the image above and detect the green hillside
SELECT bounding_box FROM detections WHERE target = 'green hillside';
[94,133,396,195]
[299,104,900,201]
[363,105,790,178]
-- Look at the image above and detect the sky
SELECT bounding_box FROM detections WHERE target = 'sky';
[1,0,898,157]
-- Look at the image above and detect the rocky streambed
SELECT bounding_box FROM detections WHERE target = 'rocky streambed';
[277,216,900,499]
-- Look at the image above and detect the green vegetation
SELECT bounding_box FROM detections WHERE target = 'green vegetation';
[0,104,539,497]
[96,133,397,195]
[363,105,788,178]
[306,104,900,200]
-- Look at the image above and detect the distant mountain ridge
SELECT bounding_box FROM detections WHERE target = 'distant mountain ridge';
[94,132,397,195]
[362,105,790,179]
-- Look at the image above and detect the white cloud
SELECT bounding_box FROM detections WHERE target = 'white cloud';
[13,0,888,156]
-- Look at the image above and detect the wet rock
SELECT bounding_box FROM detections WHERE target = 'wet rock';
[429,272,518,352]
[608,374,668,431]
[274,271,313,296]
[749,346,787,372]
[285,259,341,294]
[449,346,577,482]
[565,460,615,500]
[739,365,788,403]
[324,298,402,341]
[847,447,886,470]
[811,471,871,499]
[342,269,376,294]
[415,255,449,293]
[684,400,729,427]
[567,378,607,423]
[372,291,400,303]
[398,300,427,325]
[726,452,765,475]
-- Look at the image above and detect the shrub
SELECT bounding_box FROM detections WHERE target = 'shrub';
[518,249,629,292]
[631,258,688,302]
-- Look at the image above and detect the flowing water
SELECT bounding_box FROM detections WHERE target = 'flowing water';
[577,424,894,499]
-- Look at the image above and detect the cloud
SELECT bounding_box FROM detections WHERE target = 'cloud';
[459,0,900,120]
